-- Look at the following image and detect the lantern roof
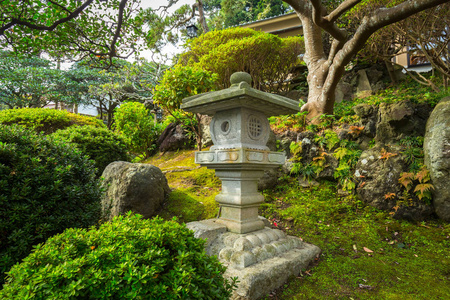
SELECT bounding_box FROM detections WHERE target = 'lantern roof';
[181,72,299,117]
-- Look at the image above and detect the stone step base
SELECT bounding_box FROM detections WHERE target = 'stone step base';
[187,219,321,300]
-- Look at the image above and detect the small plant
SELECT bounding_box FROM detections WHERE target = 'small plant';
[398,166,434,204]
[349,125,364,136]
[317,114,335,130]
[399,136,424,172]
[314,129,340,151]
[311,152,328,176]
[289,141,302,158]
[269,111,308,134]
[0,213,236,299]
[379,148,397,160]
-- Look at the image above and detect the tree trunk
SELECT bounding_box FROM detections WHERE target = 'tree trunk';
[284,0,448,123]
[197,0,209,33]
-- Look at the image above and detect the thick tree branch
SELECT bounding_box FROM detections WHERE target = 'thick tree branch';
[0,0,95,35]
[310,0,347,42]
[324,0,362,23]
[110,0,128,57]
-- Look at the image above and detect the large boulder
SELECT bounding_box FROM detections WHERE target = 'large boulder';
[375,101,431,144]
[101,161,170,220]
[157,123,192,152]
[424,97,450,221]
[355,145,434,220]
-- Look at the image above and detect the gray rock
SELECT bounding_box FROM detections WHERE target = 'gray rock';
[258,168,279,191]
[317,154,339,181]
[355,145,434,220]
[424,97,450,221]
[356,69,372,98]
[375,101,431,144]
[101,161,170,220]
[157,122,191,152]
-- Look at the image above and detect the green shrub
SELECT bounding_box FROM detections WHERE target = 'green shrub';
[0,108,105,134]
[1,213,236,299]
[0,125,102,284]
[179,27,304,92]
[52,125,129,176]
[114,102,162,158]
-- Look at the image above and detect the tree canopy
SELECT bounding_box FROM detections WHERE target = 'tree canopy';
[0,0,146,63]
[0,51,63,109]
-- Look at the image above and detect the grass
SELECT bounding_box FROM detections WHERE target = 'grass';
[145,149,220,223]
[260,178,450,299]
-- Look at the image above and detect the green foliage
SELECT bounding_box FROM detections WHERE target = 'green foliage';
[0,108,105,134]
[289,129,361,191]
[52,125,129,176]
[179,27,304,93]
[1,213,236,299]
[154,65,218,112]
[154,65,218,149]
[269,111,308,134]
[0,125,102,284]
[399,136,425,172]
[114,102,162,158]
[314,129,340,151]
[334,76,450,123]
[164,110,199,144]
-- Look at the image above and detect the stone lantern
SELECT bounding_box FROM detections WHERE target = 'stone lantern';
[181,72,320,300]
[181,72,298,234]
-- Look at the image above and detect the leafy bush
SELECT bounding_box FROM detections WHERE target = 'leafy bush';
[52,125,129,176]
[179,27,304,92]
[153,65,218,150]
[0,125,102,283]
[0,108,105,134]
[1,213,236,299]
[114,102,162,158]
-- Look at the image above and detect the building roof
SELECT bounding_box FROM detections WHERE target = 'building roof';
[240,12,302,38]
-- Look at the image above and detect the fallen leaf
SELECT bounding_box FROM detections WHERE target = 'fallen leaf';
[363,247,373,253]
[414,254,418,257]
[358,284,373,290]
[353,245,357,252]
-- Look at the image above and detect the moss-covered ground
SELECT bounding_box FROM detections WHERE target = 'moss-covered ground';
[146,150,450,300]
[145,150,220,223]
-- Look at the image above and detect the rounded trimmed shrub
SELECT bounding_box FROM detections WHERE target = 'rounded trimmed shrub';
[114,102,162,158]
[0,108,105,134]
[0,213,236,299]
[52,125,129,176]
[0,125,102,283]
